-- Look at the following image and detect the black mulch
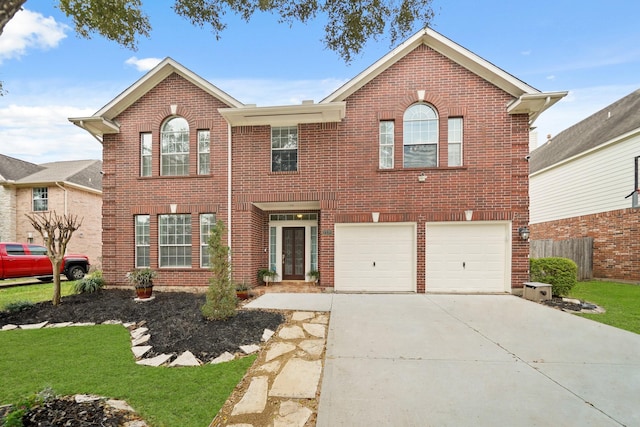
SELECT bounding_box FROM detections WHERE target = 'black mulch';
[0,288,284,361]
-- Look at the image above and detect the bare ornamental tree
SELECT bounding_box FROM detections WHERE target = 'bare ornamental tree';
[25,211,83,306]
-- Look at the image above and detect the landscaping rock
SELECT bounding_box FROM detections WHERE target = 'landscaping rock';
[211,351,235,364]
[231,376,269,415]
[278,325,305,339]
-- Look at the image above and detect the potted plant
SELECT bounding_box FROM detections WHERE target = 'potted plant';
[235,282,254,300]
[258,268,278,286]
[307,269,320,285]
[126,268,157,299]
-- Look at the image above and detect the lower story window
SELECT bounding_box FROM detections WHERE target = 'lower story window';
[135,215,150,268]
[200,213,216,267]
[159,214,192,267]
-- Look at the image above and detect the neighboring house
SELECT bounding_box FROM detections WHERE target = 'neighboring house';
[529,89,640,282]
[70,28,565,293]
[0,154,103,268]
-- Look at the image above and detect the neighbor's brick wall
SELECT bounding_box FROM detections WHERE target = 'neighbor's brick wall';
[530,208,640,282]
[102,73,229,289]
[14,186,102,269]
[0,186,17,242]
[231,44,531,291]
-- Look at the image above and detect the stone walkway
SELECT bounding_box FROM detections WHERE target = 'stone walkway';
[210,310,329,427]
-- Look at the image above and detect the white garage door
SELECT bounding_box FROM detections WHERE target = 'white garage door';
[335,223,416,292]
[426,222,511,293]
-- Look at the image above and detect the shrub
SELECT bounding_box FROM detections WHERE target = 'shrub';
[2,388,55,427]
[3,300,35,313]
[530,257,578,297]
[73,270,106,294]
[201,220,237,320]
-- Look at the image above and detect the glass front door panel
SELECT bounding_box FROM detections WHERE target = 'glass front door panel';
[283,227,305,279]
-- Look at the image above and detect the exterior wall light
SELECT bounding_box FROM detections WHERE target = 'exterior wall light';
[518,226,530,241]
[372,212,380,223]
[464,210,473,221]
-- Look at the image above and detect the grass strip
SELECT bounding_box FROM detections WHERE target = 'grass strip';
[570,280,640,334]
[0,325,254,427]
[0,282,75,310]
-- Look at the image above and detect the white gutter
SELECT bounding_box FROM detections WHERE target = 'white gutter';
[227,122,232,249]
[55,182,67,215]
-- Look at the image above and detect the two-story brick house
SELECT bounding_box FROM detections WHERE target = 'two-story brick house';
[71,29,565,293]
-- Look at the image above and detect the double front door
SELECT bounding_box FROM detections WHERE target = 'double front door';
[282,227,305,280]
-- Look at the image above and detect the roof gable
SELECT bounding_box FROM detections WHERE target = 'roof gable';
[530,88,640,173]
[70,58,243,138]
[322,28,566,123]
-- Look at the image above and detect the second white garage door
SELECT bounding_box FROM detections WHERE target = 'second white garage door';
[334,223,416,292]
[426,222,511,293]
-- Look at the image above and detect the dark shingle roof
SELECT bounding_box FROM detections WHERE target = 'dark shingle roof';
[0,156,102,191]
[0,154,44,181]
[530,88,640,173]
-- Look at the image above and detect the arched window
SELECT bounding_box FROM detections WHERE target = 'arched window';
[161,117,189,176]
[403,104,438,167]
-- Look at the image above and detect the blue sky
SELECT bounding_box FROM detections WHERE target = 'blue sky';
[1,0,639,164]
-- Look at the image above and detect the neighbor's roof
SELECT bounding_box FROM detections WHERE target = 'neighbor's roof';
[530,88,640,174]
[0,154,44,181]
[322,28,566,124]
[11,159,103,192]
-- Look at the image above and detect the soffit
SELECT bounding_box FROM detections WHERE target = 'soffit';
[219,102,346,127]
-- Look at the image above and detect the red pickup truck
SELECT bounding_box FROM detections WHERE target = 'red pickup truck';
[0,242,90,281]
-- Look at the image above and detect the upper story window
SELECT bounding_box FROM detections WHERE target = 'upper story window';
[32,187,48,211]
[379,121,394,169]
[272,126,298,172]
[141,133,152,177]
[448,117,463,166]
[198,130,210,175]
[403,104,438,168]
[161,117,189,176]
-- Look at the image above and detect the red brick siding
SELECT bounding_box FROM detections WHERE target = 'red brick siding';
[231,45,530,291]
[102,73,229,288]
[530,208,640,282]
[102,45,531,292]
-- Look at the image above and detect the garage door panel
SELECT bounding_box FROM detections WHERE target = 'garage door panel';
[426,222,510,293]
[335,223,416,292]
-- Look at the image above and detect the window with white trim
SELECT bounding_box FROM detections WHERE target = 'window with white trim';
[198,130,210,175]
[403,104,438,168]
[379,121,394,169]
[448,118,463,166]
[200,213,215,267]
[135,215,150,268]
[141,133,152,177]
[159,214,192,267]
[161,117,189,176]
[32,187,48,211]
[271,126,298,172]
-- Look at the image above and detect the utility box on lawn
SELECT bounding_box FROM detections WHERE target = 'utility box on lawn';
[523,282,552,303]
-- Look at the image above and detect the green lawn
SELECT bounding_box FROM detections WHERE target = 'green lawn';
[569,280,640,334]
[0,284,254,426]
[0,281,75,310]
[0,326,253,426]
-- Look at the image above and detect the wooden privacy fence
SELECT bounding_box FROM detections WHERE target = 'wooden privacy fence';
[530,237,594,280]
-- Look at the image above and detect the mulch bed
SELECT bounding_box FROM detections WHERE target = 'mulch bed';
[0,288,285,426]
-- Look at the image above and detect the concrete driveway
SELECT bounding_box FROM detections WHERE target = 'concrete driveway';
[315,294,640,427]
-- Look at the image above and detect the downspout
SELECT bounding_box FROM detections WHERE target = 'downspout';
[227,122,232,249]
[55,182,67,215]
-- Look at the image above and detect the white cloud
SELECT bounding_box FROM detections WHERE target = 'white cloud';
[0,9,68,63]
[0,104,101,164]
[125,56,163,72]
